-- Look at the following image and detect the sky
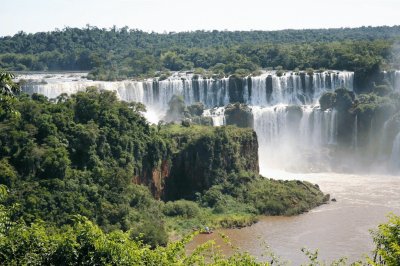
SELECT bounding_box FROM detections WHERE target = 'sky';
[1,0,400,36]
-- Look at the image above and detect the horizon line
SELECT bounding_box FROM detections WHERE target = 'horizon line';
[2,24,400,38]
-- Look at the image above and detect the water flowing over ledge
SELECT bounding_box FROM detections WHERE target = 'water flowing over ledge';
[18,70,353,113]
[384,70,400,92]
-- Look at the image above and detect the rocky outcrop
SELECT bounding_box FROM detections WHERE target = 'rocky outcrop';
[228,75,245,103]
[224,103,254,128]
[135,160,170,200]
[164,126,259,200]
[136,125,259,200]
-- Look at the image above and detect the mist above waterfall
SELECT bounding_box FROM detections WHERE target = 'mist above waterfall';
[18,70,400,175]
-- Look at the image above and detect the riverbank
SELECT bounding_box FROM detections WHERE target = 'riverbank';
[187,171,400,264]
[163,172,329,239]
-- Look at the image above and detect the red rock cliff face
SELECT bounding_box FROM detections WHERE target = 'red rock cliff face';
[134,160,170,200]
[135,127,259,200]
[239,131,260,173]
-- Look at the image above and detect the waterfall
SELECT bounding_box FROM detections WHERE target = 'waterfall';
[329,109,338,145]
[352,115,358,151]
[247,71,353,106]
[383,70,400,92]
[19,71,354,108]
[395,71,400,92]
[203,107,225,126]
[17,71,400,173]
[252,105,288,146]
[390,132,400,172]
[302,107,337,147]
[19,73,233,114]
[249,74,268,106]
[252,104,337,173]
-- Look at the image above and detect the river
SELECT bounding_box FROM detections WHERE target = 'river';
[187,170,400,264]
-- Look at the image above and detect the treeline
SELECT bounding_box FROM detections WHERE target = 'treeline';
[0,26,399,83]
[2,26,400,53]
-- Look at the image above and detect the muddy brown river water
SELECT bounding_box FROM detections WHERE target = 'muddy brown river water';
[187,171,400,264]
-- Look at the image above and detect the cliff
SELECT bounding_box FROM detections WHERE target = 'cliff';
[137,125,259,200]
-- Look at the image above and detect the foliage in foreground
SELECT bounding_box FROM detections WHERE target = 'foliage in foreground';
[1,186,280,266]
[0,185,265,266]
[369,214,400,265]
[1,184,400,265]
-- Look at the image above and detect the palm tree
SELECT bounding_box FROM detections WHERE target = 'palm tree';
[0,72,20,116]
[0,72,20,97]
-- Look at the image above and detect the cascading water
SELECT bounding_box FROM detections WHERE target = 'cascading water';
[247,71,353,106]
[246,71,350,173]
[253,104,338,173]
[390,132,400,172]
[19,73,233,122]
[352,115,358,151]
[19,71,353,107]
[395,71,400,92]
[202,107,225,126]
[383,70,400,92]
[329,109,338,145]
[249,74,268,106]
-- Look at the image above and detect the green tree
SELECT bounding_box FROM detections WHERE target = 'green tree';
[370,214,400,265]
[165,95,185,122]
[0,72,20,119]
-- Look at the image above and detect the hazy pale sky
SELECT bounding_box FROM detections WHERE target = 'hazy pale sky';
[1,0,400,36]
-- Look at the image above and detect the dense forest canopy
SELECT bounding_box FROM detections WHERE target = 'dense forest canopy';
[2,26,400,52]
[0,26,399,82]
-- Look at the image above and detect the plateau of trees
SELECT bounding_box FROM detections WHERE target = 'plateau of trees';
[0,26,399,82]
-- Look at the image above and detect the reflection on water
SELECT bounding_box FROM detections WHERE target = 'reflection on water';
[188,171,400,264]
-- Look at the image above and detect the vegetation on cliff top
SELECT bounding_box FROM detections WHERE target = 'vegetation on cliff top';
[318,78,400,160]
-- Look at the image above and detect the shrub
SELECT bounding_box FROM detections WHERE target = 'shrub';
[306,68,314,76]
[163,200,200,218]
[130,219,168,248]
[276,69,285,77]
[187,102,205,117]
[319,92,336,110]
[373,84,392,96]
[335,88,354,112]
